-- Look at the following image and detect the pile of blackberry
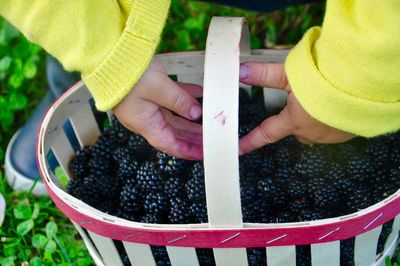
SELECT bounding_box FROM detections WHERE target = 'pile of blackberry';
[66,89,400,266]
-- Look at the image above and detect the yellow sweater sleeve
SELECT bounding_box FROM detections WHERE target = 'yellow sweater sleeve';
[0,0,170,111]
[285,0,400,137]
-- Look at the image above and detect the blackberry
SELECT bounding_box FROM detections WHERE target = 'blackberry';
[288,197,310,215]
[78,176,102,206]
[386,166,400,187]
[117,157,140,179]
[376,220,393,255]
[91,135,113,159]
[84,174,119,198]
[306,176,326,195]
[189,202,208,223]
[66,178,84,199]
[157,151,192,176]
[335,178,355,200]
[114,240,131,266]
[119,181,143,213]
[346,186,372,212]
[247,248,266,266]
[127,133,152,159]
[190,161,204,179]
[347,153,374,181]
[287,179,307,198]
[168,197,192,224]
[196,248,215,266]
[390,148,400,165]
[259,157,276,178]
[239,87,251,105]
[313,186,341,209]
[295,148,326,178]
[296,245,311,266]
[112,147,133,163]
[144,191,168,215]
[257,178,279,197]
[276,211,297,223]
[69,154,89,179]
[340,238,355,266]
[140,214,163,224]
[242,201,261,223]
[371,182,392,203]
[275,145,293,168]
[164,177,185,198]
[299,209,321,222]
[97,199,117,214]
[89,156,111,176]
[366,138,390,167]
[150,246,171,266]
[185,176,206,202]
[137,162,164,192]
[109,116,131,145]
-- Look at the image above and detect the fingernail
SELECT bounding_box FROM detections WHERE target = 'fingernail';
[239,63,249,80]
[190,105,202,119]
[239,149,244,156]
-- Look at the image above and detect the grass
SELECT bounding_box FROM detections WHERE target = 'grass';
[0,173,93,265]
[0,0,398,265]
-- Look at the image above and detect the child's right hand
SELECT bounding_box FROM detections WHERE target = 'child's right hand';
[113,58,203,160]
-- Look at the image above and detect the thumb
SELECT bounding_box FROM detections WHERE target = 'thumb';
[239,62,290,91]
[239,107,293,155]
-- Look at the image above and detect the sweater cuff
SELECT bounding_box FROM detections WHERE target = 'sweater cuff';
[82,0,170,111]
[285,27,400,137]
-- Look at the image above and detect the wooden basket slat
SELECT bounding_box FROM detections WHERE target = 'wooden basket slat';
[72,222,105,266]
[43,81,91,155]
[354,225,382,265]
[385,215,400,250]
[310,241,340,266]
[69,103,101,148]
[87,231,124,266]
[157,49,287,76]
[177,73,203,86]
[51,129,74,181]
[213,248,248,266]
[166,246,199,266]
[266,245,296,266]
[122,242,156,266]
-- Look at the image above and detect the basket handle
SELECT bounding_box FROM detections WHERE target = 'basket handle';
[203,17,250,228]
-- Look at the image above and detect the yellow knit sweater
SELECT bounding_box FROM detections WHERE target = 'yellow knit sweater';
[0,1,399,137]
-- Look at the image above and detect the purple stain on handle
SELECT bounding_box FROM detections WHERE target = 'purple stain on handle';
[239,63,249,80]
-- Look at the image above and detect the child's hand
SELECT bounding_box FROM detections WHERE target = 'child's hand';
[113,58,203,160]
[239,62,355,154]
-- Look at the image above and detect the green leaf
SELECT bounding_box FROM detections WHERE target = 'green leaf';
[23,60,37,79]
[13,203,32,220]
[45,239,57,254]
[0,109,14,130]
[54,166,68,188]
[16,219,34,236]
[8,92,28,110]
[0,256,16,266]
[8,73,24,89]
[46,221,58,239]
[32,203,40,220]
[29,257,43,266]
[0,56,12,71]
[32,234,48,249]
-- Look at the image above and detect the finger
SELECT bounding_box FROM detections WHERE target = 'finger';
[174,128,203,146]
[239,62,290,91]
[239,108,293,154]
[163,110,202,134]
[141,110,203,160]
[177,82,203,98]
[295,136,314,145]
[143,78,202,121]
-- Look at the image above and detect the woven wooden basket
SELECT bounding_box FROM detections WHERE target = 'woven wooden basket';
[37,17,400,266]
